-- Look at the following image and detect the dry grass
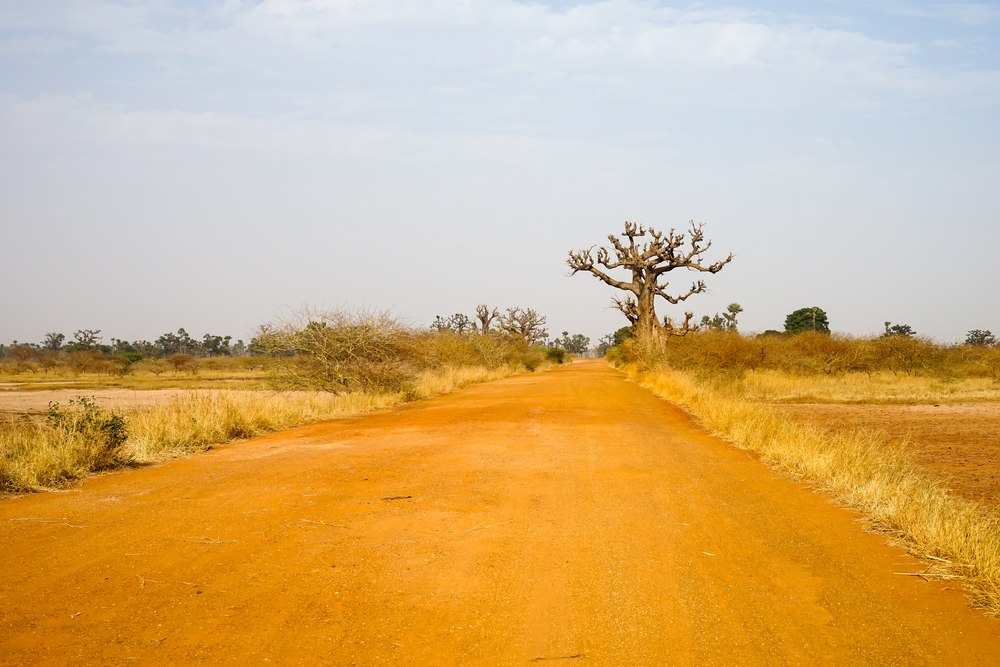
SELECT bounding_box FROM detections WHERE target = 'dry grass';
[0,363,531,495]
[735,370,1000,404]
[0,358,270,392]
[626,363,1000,615]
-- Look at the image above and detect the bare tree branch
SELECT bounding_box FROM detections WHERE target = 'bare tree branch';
[568,220,733,338]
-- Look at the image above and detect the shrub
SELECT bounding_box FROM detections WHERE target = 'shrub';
[166,353,198,373]
[255,307,416,393]
[542,347,570,364]
[45,397,130,471]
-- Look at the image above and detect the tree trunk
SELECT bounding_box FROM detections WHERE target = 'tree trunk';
[635,286,658,339]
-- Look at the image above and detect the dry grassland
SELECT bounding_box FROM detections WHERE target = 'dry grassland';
[735,370,1000,404]
[626,363,1000,616]
[0,357,269,393]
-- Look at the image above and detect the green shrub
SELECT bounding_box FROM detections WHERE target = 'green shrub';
[542,347,570,364]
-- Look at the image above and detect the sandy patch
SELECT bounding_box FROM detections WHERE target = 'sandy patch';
[773,402,1000,506]
[0,388,209,416]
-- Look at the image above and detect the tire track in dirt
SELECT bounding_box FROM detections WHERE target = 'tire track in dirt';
[1,360,998,665]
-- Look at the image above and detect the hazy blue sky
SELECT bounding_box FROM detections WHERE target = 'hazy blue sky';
[2,0,998,345]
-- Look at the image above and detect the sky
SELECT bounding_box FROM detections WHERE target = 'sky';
[1,0,998,346]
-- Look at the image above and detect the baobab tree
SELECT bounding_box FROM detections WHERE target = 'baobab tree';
[497,307,548,344]
[476,304,499,335]
[568,221,732,339]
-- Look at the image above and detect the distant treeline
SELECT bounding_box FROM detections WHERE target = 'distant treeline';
[0,328,253,361]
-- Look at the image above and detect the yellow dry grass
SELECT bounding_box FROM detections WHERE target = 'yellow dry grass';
[735,369,1000,404]
[628,364,1000,616]
[1,363,530,495]
[0,363,270,392]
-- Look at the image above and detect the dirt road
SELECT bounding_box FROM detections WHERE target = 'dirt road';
[2,360,998,665]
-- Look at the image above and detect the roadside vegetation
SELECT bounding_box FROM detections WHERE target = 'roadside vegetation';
[614,329,1000,403]
[609,332,1000,615]
[1,305,565,495]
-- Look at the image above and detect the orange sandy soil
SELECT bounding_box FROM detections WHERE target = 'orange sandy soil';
[773,403,1000,506]
[2,360,998,665]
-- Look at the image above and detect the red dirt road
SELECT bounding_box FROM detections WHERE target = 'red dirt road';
[2,360,998,665]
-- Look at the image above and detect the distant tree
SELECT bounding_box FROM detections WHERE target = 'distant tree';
[612,326,633,346]
[166,353,197,373]
[231,339,248,357]
[8,345,38,367]
[723,303,743,330]
[966,329,996,347]
[700,314,727,331]
[110,338,140,355]
[883,322,916,337]
[784,307,830,334]
[42,332,65,351]
[432,314,475,335]
[145,360,167,376]
[700,303,742,332]
[594,333,616,357]
[568,221,733,339]
[39,350,61,373]
[553,331,590,354]
[497,308,548,344]
[114,352,145,377]
[66,329,102,352]
[202,334,232,357]
[131,340,159,357]
[476,304,499,334]
[68,350,105,373]
[156,329,197,357]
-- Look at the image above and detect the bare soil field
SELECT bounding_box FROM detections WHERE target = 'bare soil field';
[2,360,999,665]
[774,403,1000,506]
[0,388,197,418]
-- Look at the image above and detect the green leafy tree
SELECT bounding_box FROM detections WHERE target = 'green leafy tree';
[701,303,743,332]
[594,333,616,357]
[700,314,727,331]
[784,307,830,334]
[552,331,590,354]
[612,326,633,346]
[883,322,915,337]
[965,330,996,346]
[723,303,743,330]
[114,352,145,377]
[202,334,232,356]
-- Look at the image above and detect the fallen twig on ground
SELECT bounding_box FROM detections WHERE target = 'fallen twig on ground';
[465,519,513,533]
[300,519,347,528]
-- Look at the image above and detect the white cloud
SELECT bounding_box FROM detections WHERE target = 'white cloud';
[3,0,996,114]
